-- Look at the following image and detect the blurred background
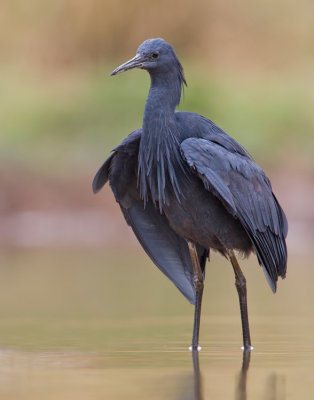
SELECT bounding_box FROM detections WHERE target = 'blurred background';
[1,0,313,250]
[0,1,314,398]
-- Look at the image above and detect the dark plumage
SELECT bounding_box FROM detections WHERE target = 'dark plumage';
[93,38,288,351]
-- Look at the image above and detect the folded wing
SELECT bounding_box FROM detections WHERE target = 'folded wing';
[181,137,287,292]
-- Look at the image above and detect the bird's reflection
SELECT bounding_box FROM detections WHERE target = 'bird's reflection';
[191,350,203,400]
[235,350,286,400]
[175,350,203,400]
[264,372,286,400]
[176,349,249,400]
[176,348,285,400]
[235,349,251,400]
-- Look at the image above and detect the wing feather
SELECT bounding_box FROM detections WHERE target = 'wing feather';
[181,137,287,292]
[93,129,208,304]
[121,200,197,303]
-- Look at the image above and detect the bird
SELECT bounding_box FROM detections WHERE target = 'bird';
[93,38,288,351]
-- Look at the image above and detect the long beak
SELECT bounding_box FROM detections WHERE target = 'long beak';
[110,54,145,76]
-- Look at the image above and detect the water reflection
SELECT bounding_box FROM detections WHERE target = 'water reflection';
[264,373,285,400]
[235,351,286,400]
[191,351,203,400]
[176,350,203,400]
[235,350,251,400]
[176,349,285,400]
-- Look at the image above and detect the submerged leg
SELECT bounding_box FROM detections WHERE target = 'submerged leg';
[228,250,253,350]
[188,241,204,351]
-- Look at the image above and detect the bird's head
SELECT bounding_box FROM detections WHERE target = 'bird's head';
[111,38,186,86]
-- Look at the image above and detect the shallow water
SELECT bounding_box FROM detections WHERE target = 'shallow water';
[0,248,313,399]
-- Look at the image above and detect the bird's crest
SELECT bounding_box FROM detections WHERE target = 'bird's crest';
[168,42,187,106]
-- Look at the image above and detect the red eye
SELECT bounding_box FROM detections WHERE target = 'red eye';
[152,52,159,59]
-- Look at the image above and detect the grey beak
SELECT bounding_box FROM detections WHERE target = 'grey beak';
[110,54,144,76]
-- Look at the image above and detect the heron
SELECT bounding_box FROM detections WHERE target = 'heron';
[93,38,288,351]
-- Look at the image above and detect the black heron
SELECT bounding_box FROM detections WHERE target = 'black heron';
[93,38,288,351]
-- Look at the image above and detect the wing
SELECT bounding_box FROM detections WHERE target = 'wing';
[93,129,208,304]
[93,153,115,193]
[92,129,142,194]
[181,137,288,292]
[120,200,200,304]
[175,112,251,157]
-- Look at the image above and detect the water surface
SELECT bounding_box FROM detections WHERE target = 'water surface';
[0,248,313,399]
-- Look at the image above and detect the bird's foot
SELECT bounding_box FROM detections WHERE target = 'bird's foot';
[189,345,202,352]
[241,345,254,351]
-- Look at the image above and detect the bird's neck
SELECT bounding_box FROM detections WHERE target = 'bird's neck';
[144,72,182,120]
[142,72,182,141]
[138,73,185,211]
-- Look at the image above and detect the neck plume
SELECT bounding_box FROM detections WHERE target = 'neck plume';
[138,69,187,211]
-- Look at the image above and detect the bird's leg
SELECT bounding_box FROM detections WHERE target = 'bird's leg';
[188,241,204,351]
[228,250,253,350]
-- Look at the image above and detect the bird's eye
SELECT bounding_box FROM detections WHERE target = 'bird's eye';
[152,52,159,59]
